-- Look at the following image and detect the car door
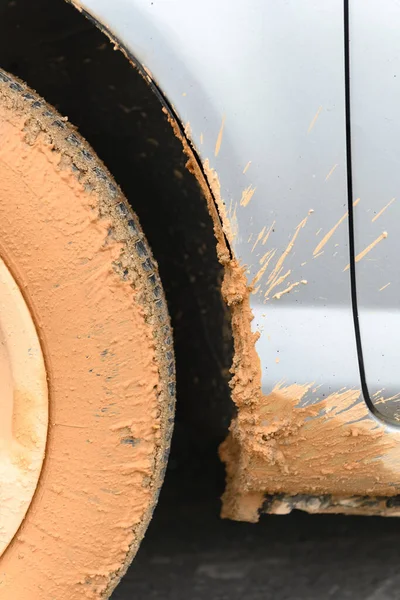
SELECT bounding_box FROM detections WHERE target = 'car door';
[350,0,400,424]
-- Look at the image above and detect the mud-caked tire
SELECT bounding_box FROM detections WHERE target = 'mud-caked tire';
[0,70,175,599]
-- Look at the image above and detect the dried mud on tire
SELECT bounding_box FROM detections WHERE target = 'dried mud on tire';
[0,69,175,599]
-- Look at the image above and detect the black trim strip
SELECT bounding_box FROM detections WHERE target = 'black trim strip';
[343,0,390,423]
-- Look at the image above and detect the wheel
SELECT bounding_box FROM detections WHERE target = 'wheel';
[0,70,175,599]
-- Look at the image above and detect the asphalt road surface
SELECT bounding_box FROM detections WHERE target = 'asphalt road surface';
[112,457,400,600]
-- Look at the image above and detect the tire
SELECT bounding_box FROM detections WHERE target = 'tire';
[0,70,175,599]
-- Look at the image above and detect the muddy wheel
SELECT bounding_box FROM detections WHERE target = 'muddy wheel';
[0,70,175,599]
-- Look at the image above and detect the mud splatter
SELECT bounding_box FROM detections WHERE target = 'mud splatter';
[313,211,348,256]
[262,221,275,246]
[251,226,266,253]
[307,106,323,134]
[325,163,338,181]
[220,372,400,522]
[184,121,192,139]
[243,161,251,174]
[344,231,388,271]
[251,250,276,288]
[260,216,308,299]
[372,197,395,222]
[272,279,307,300]
[265,269,291,299]
[379,282,391,292]
[240,185,256,208]
[158,63,400,528]
[214,115,226,157]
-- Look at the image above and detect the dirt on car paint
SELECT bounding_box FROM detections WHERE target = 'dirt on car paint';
[215,212,400,522]
[159,91,400,525]
[61,5,400,523]
[216,222,400,522]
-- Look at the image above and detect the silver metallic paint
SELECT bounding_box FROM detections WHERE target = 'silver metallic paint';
[75,1,400,450]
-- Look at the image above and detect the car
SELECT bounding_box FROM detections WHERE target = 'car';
[1,1,400,598]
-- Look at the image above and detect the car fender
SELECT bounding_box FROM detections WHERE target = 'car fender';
[69,0,400,521]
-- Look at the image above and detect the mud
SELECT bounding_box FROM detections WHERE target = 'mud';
[158,84,400,525]
[63,0,400,529]
[0,257,48,558]
[218,300,400,522]
[0,72,174,598]
[161,108,231,266]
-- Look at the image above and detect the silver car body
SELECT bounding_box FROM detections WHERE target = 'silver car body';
[71,0,400,518]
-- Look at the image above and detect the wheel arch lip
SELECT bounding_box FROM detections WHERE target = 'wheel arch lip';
[66,0,233,247]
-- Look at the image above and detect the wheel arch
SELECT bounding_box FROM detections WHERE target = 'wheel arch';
[66,0,236,252]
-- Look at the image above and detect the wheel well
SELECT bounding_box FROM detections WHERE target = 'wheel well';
[0,0,233,468]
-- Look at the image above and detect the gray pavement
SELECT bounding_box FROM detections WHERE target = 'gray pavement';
[112,461,400,600]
